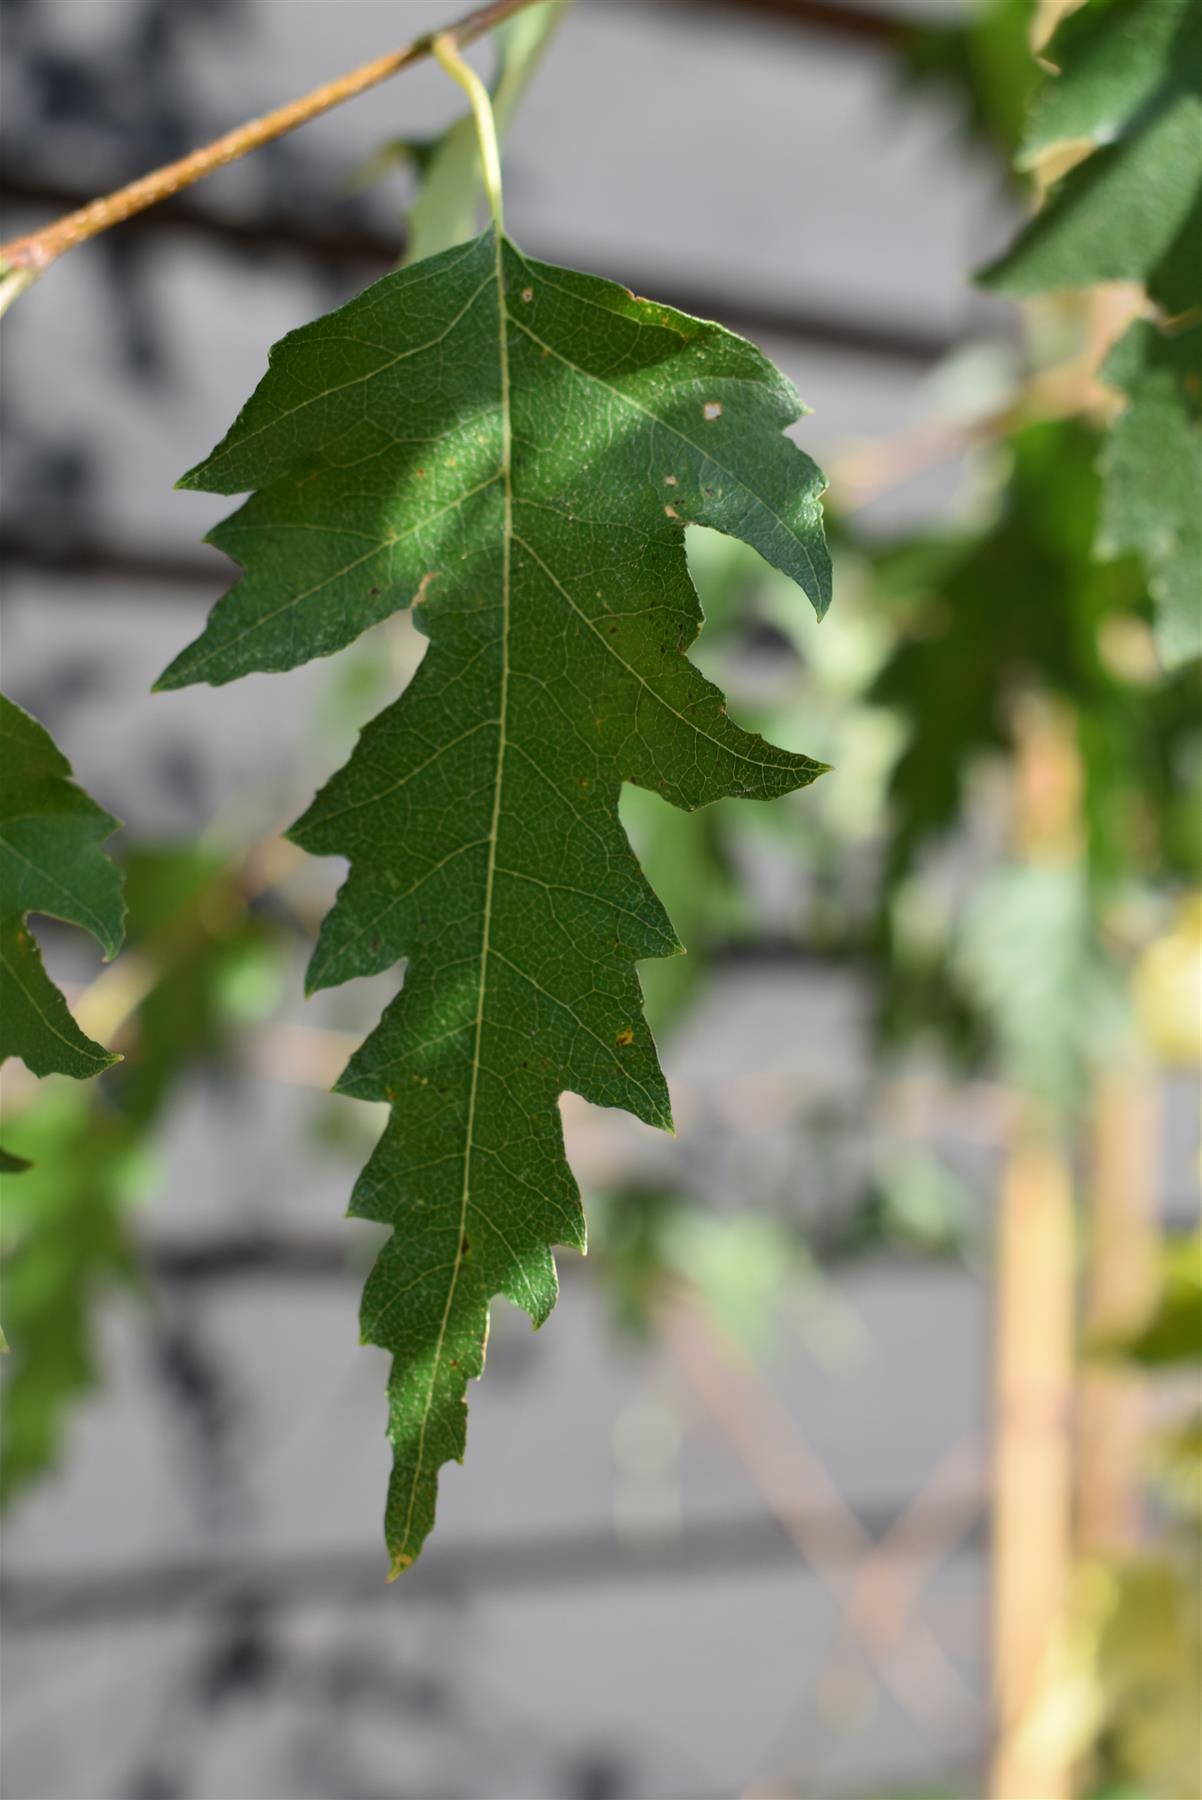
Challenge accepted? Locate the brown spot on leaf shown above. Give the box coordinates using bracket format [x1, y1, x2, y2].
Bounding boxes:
[703, 401, 723, 421]
[615, 1027, 634, 1048]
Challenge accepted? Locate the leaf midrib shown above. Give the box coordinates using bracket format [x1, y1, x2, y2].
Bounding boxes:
[393, 229, 513, 1569]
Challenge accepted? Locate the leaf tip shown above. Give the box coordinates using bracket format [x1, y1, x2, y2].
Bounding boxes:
[100, 917, 129, 965]
[973, 250, 1022, 295]
[154, 647, 228, 692]
[174, 460, 211, 493]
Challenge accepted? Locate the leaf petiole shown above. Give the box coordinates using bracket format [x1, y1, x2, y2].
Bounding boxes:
[0, 0, 543, 308]
[431, 33, 506, 236]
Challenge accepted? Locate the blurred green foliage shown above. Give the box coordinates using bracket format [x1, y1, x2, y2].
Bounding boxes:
[980, 0, 1202, 662]
[899, 0, 1038, 158]
[0, 845, 288, 1504]
[1060, 1232, 1202, 1800]
[1096, 1232, 1202, 1367]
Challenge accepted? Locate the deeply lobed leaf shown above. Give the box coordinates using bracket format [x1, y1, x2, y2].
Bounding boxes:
[159, 230, 830, 1570]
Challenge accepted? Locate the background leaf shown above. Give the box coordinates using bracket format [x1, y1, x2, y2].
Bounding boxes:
[977, 0, 1202, 667]
[0, 694, 125, 1081]
[980, 0, 1202, 301]
[1098, 321, 1202, 665]
[0, 842, 288, 1505]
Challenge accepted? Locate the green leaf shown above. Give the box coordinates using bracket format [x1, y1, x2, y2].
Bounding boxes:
[0, 695, 125, 1079]
[980, 0, 1202, 306]
[1017, 0, 1196, 163]
[1098, 320, 1202, 664]
[977, 0, 1202, 665]
[158, 229, 830, 1571]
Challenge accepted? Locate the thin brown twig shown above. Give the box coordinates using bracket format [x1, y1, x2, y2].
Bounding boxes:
[846, 1436, 985, 1653]
[0, 0, 541, 301]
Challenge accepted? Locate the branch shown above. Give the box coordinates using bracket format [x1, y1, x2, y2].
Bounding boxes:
[0, 0, 541, 304]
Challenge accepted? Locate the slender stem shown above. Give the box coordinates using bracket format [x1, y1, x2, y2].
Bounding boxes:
[431, 32, 505, 234]
[0, 0, 537, 290]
